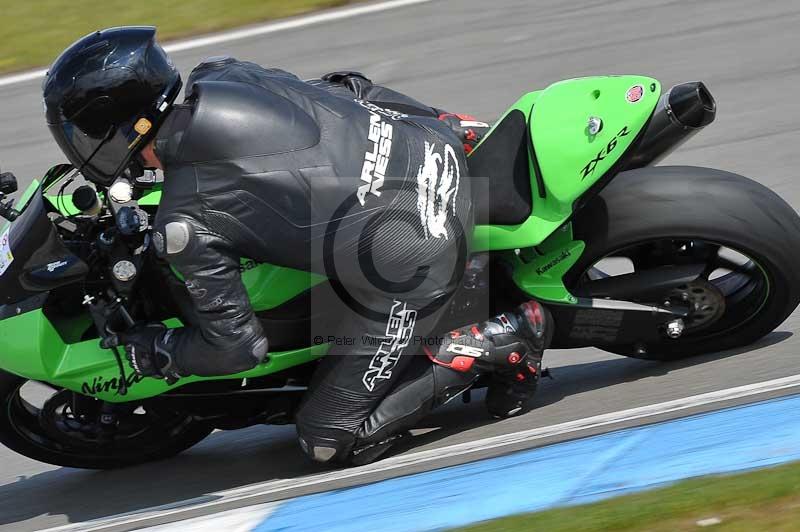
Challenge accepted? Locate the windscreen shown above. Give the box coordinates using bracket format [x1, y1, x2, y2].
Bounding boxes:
[0, 186, 87, 315]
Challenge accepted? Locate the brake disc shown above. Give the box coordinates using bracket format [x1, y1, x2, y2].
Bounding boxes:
[38, 389, 104, 448]
[668, 279, 726, 331]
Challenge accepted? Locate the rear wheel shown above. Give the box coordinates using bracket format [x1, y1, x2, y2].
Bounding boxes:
[568, 166, 800, 360]
[0, 371, 213, 469]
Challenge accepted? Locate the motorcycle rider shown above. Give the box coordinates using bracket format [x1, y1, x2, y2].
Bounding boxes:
[43, 27, 553, 464]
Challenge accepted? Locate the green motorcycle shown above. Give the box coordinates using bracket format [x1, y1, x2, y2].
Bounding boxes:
[1, 75, 798, 469]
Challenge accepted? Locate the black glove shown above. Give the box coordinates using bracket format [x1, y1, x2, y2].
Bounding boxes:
[120, 322, 180, 381]
[321, 71, 373, 99]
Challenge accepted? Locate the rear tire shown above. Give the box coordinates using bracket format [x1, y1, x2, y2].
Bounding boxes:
[568, 166, 800, 360]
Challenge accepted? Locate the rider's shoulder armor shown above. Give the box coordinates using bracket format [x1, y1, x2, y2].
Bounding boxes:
[171, 79, 321, 164]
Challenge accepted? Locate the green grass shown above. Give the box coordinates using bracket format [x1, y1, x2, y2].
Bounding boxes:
[457, 461, 800, 532]
[0, 0, 359, 74]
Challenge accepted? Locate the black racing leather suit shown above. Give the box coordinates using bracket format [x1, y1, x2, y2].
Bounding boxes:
[153, 58, 470, 374]
[152, 58, 475, 460]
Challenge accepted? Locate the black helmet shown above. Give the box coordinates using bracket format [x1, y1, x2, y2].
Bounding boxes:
[43, 27, 182, 186]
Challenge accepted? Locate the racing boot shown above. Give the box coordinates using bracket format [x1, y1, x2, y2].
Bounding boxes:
[428, 300, 552, 418]
[338, 302, 552, 466]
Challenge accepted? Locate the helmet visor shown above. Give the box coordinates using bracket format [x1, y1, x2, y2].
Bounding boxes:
[49, 97, 147, 186]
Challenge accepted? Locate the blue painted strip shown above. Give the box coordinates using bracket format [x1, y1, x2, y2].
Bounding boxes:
[255, 393, 800, 532]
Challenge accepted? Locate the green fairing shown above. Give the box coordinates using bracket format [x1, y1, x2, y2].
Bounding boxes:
[0, 76, 661, 403]
[0, 308, 328, 402]
[137, 187, 162, 206]
[511, 224, 585, 304]
[242, 263, 327, 311]
[472, 75, 660, 252]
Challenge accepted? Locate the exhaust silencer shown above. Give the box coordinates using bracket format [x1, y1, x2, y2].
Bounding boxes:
[623, 81, 716, 170]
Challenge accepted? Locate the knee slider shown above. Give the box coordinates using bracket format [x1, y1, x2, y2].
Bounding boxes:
[296, 425, 355, 463]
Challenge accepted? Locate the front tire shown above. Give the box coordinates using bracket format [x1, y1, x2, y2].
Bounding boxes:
[568, 166, 800, 360]
[0, 371, 213, 469]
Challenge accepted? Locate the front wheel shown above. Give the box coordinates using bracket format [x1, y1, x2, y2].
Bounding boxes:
[0, 371, 213, 469]
[568, 166, 800, 360]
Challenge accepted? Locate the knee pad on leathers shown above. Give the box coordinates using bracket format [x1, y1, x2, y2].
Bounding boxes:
[296, 425, 356, 463]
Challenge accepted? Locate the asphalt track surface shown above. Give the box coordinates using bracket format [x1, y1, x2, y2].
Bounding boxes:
[1, 0, 800, 530]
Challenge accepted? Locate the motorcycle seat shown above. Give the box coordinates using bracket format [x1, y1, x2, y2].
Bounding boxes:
[468, 109, 533, 226]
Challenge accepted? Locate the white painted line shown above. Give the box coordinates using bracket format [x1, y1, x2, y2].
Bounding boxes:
[0, 0, 434, 89]
[42, 373, 800, 532]
[163, 0, 434, 52]
[137, 502, 281, 532]
[0, 69, 47, 88]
